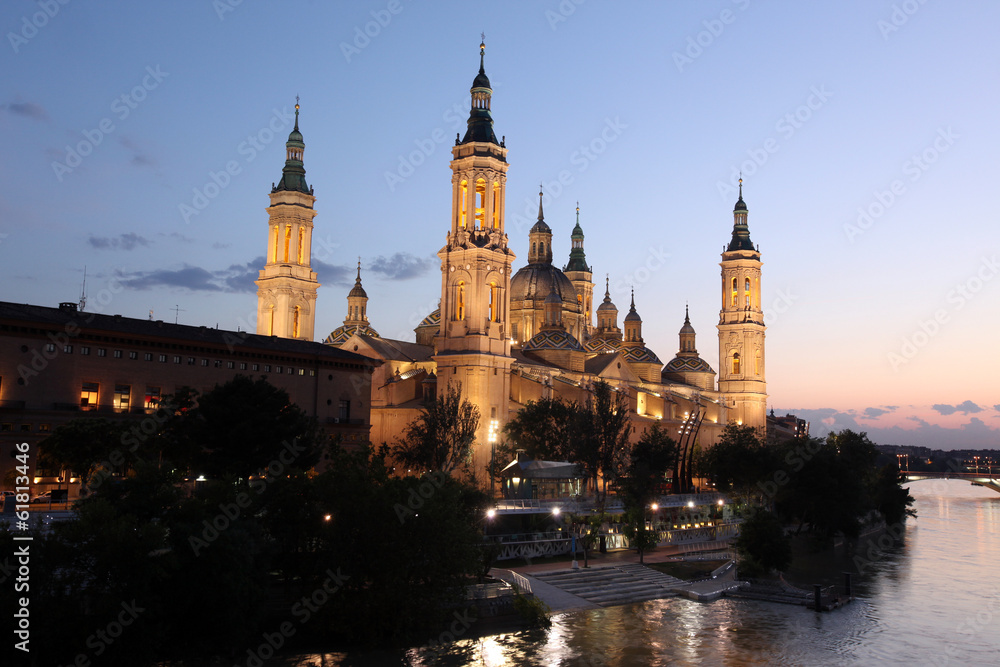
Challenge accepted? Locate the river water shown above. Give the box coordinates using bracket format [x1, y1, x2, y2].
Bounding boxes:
[296, 480, 1000, 666]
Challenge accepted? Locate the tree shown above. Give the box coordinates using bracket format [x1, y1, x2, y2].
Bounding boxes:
[588, 381, 633, 497]
[396, 381, 479, 475]
[166, 375, 324, 480]
[733, 508, 792, 577]
[699, 422, 776, 505]
[618, 425, 676, 563]
[38, 418, 128, 495]
[503, 397, 577, 461]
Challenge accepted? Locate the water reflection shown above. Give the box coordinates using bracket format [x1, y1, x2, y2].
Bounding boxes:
[290, 482, 999, 666]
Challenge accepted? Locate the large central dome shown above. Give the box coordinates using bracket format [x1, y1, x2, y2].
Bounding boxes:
[510, 263, 578, 304]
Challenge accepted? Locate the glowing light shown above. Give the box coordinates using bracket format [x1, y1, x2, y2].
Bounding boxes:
[486, 509, 496, 519]
[324, 514, 332, 522]
[687, 501, 695, 508]
[717, 499, 724, 506]
[650, 503, 658, 511]
[552, 507, 561, 516]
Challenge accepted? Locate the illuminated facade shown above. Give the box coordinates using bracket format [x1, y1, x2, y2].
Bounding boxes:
[255, 101, 320, 341]
[321, 43, 769, 472]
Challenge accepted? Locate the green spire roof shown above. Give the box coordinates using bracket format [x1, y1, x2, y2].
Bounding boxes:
[461, 39, 499, 145]
[726, 178, 755, 252]
[273, 98, 311, 195]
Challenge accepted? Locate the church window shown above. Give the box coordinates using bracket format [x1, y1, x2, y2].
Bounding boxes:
[272, 227, 279, 262]
[511, 322, 518, 341]
[460, 180, 468, 227]
[488, 282, 499, 322]
[492, 182, 500, 228]
[731, 277, 738, 307]
[745, 277, 751, 308]
[293, 306, 301, 338]
[297, 227, 305, 264]
[456, 281, 465, 320]
[283, 225, 291, 262]
[733, 353, 741, 375]
[755, 352, 761, 375]
[474, 179, 486, 229]
[267, 305, 275, 336]
[532, 242, 536, 256]
[540, 242, 545, 256]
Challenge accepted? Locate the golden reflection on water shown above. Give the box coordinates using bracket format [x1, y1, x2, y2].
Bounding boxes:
[289, 482, 999, 666]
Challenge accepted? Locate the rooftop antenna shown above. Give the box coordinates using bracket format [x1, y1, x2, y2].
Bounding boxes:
[78, 266, 88, 312]
[171, 304, 185, 325]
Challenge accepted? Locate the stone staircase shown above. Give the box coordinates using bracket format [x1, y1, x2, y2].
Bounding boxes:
[531, 563, 685, 607]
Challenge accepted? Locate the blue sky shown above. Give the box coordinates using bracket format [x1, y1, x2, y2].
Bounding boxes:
[2, 0, 998, 449]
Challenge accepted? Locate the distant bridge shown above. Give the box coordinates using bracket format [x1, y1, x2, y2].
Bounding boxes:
[902, 472, 1000, 494]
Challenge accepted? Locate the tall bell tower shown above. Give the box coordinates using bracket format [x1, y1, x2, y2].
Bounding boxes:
[435, 40, 516, 470]
[717, 180, 767, 429]
[255, 100, 319, 340]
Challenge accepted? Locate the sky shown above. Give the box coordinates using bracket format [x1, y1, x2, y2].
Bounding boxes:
[1, 0, 997, 449]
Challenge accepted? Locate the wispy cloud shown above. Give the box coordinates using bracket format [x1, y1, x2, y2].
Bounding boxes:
[1, 101, 48, 120]
[932, 401, 983, 416]
[368, 252, 435, 280]
[88, 233, 151, 251]
[863, 407, 892, 419]
[119, 136, 155, 167]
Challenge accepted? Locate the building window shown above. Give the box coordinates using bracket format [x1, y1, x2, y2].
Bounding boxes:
[80, 346, 90, 355]
[159, 354, 167, 363]
[201, 359, 209, 367]
[38, 423, 50, 433]
[19, 424, 31, 432]
[292, 306, 301, 338]
[227, 361, 235, 369]
[492, 181, 500, 228]
[745, 277, 751, 308]
[145, 387, 161, 409]
[113, 384, 131, 412]
[80, 382, 99, 410]
[187, 357, 195, 365]
[732, 353, 741, 375]
[460, 180, 468, 227]
[64, 345, 73, 354]
[252, 364, 259, 372]
[308, 369, 315, 377]
[297, 227, 305, 264]
[455, 281, 465, 320]
[298, 368, 305, 376]
[114, 349, 123, 359]
[283, 224, 292, 262]
[239, 362, 247, 370]
[511, 322, 518, 341]
[731, 277, 738, 307]
[338, 400, 350, 422]
[174, 356, 181, 364]
[45, 343, 55, 354]
[0, 423, 11, 432]
[263, 365, 271, 373]
[474, 178, 486, 229]
[97, 348, 107, 357]
[276, 366, 283, 374]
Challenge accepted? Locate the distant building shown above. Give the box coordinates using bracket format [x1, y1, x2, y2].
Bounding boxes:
[767, 409, 809, 442]
[0, 301, 376, 494]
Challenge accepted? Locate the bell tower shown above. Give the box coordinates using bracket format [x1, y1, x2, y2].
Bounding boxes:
[563, 203, 594, 339]
[717, 179, 767, 429]
[255, 99, 319, 340]
[435, 40, 516, 470]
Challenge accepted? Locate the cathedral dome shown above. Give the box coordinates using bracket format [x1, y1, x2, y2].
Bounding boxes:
[622, 346, 661, 364]
[663, 356, 713, 374]
[325, 323, 380, 346]
[416, 308, 440, 329]
[348, 281, 368, 299]
[523, 329, 584, 353]
[585, 337, 620, 354]
[510, 263, 578, 305]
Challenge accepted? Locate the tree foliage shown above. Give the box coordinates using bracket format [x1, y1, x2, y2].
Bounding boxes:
[733, 508, 792, 577]
[502, 397, 577, 461]
[396, 381, 480, 475]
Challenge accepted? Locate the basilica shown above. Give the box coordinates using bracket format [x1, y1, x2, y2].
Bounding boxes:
[254, 42, 768, 474]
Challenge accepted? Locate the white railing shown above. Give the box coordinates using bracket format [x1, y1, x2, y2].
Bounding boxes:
[509, 571, 532, 595]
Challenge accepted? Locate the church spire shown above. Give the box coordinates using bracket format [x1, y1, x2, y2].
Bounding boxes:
[345, 258, 369, 326]
[564, 201, 591, 273]
[461, 38, 499, 145]
[528, 186, 552, 264]
[273, 97, 311, 194]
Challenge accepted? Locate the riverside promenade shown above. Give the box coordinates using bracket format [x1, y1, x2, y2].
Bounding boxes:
[492, 540, 743, 612]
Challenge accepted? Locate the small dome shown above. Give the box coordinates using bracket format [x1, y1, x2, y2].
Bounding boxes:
[624, 309, 641, 322]
[510, 264, 578, 304]
[523, 329, 584, 353]
[530, 219, 552, 234]
[623, 346, 661, 364]
[287, 128, 304, 147]
[325, 323, 380, 346]
[680, 320, 695, 335]
[734, 195, 747, 212]
[585, 337, 620, 354]
[348, 282, 367, 299]
[416, 308, 441, 329]
[663, 356, 715, 375]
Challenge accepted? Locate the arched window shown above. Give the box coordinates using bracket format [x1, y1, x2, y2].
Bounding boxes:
[267, 304, 275, 336]
[297, 227, 305, 264]
[731, 277, 738, 307]
[272, 227, 279, 263]
[474, 179, 486, 229]
[488, 281, 497, 322]
[456, 281, 465, 320]
[755, 352, 761, 375]
[492, 182, 500, 228]
[283, 225, 292, 263]
[292, 306, 301, 338]
[745, 277, 751, 308]
[733, 353, 741, 375]
[460, 180, 468, 228]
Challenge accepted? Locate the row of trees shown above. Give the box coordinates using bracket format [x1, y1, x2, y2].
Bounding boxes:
[701, 423, 916, 575]
[4, 377, 491, 665]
